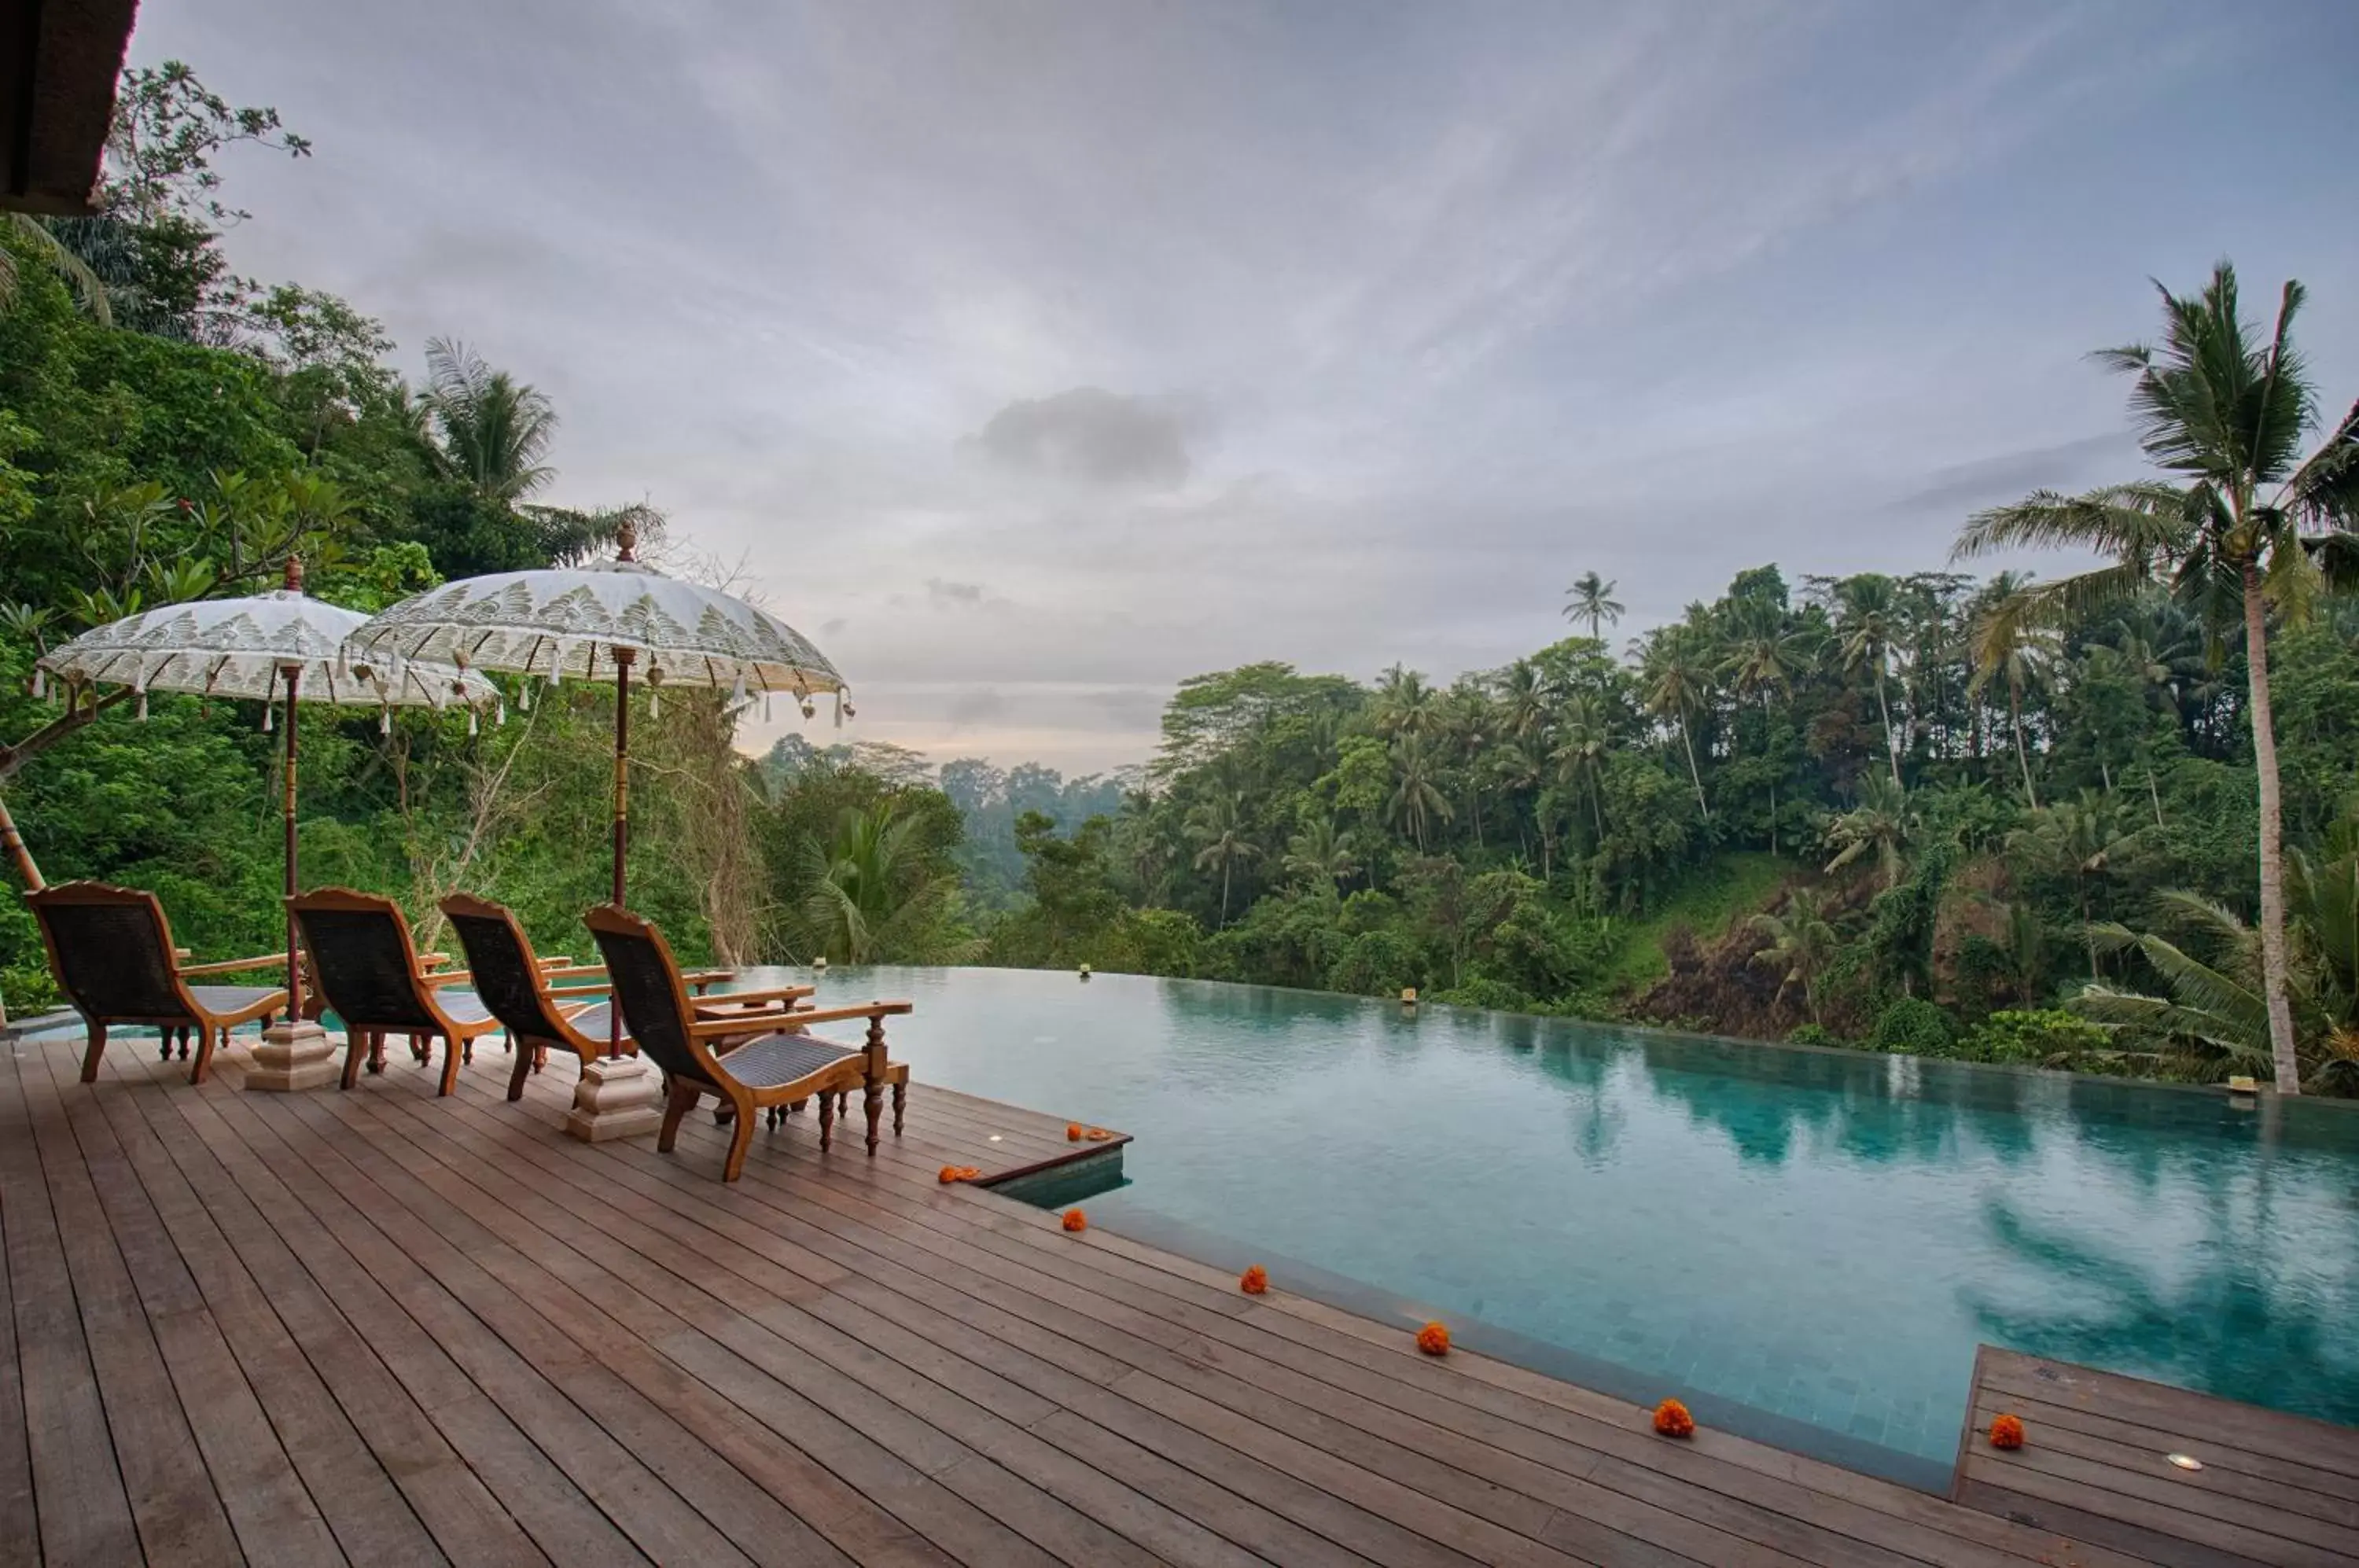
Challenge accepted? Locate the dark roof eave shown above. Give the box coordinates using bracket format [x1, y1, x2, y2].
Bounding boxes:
[2, 0, 139, 217]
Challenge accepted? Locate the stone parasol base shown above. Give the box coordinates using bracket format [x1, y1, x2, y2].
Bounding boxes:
[565, 1051, 663, 1142]
[245, 1017, 338, 1092]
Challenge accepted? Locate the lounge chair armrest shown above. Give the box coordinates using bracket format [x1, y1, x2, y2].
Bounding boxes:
[178, 951, 291, 977]
[417, 951, 455, 970]
[694, 984, 811, 1010]
[535, 955, 575, 969]
[539, 965, 609, 983]
[424, 970, 475, 988]
[771, 1000, 914, 1029]
[688, 1007, 808, 1039]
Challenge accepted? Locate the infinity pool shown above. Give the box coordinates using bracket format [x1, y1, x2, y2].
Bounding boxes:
[771, 965, 2359, 1487]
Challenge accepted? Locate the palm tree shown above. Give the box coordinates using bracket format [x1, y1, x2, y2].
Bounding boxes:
[797, 804, 973, 963]
[0, 215, 112, 323]
[1497, 658, 1548, 741]
[1185, 792, 1260, 925]
[1284, 816, 1359, 893]
[1373, 664, 1438, 741]
[1640, 626, 1713, 819]
[1836, 574, 1905, 788]
[1442, 683, 1495, 845]
[1968, 575, 2057, 809]
[422, 337, 558, 502]
[1750, 888, 1841, 1025]
[1719, 602, 1813, 852]
[1956, 263, 2357, 1093]
[1386, 734, 1452, 853]
[1822, 775, 1918, 890]
[1564, 571, 1625, 639]
[1548, 694, 1612, 842]
[2009, 790, 2146, 978]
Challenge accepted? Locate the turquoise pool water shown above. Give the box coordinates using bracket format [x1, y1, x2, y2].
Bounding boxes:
[764, 965, 2359, 1485]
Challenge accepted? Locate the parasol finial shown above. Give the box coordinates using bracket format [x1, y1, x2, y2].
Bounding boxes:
[616, 513, 638, 563]
[283, 555, 306, 594]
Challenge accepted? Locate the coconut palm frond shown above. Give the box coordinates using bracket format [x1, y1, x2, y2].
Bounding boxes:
[2, 213, 114, 324]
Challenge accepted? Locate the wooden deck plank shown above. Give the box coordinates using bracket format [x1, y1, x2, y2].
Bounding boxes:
[0, 1058, 46, 1568]
[361, 1055, 1481, 1568]
[333, 1055, 1407, 1568]
[128, 1052, 650, 1567]
[1, 1044, 142, 1568]
[34, 1044, 349, 1566]
[76, 1050, 465, 1567]
[8, 1049, 240, 1566]
[94, 1052, 544, 1568]
[262, 1076, 1091, 1568]
[1956, 1348, 2359, 1568]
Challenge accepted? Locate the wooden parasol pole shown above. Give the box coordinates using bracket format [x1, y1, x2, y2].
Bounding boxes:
[279, 556, 306, 1017]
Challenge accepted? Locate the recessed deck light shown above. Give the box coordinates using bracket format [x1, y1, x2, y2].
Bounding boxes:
[2166, 1453, 2204, 1471]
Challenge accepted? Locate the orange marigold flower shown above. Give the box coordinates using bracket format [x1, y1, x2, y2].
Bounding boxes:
[1066, 1122, 1084, 1140]
[937, 1165, 981, 1183]
[1240, 1265, 1269, 1295]
[1062, 1208, 1088, 1232]
[1989, 1414, 2026, 1450]
[1653, 1399, 1696, 1438]
[937, 1165, 961, 1183]
[1416, 1322, 1451, 1356]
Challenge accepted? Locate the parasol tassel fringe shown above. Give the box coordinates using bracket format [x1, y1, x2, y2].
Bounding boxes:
[136, 691, 148, 722]
[764, 693, 772, 722]
[263, 704, 273, 733]
[30, 668, 43, 700]
[380, 707, 391, 735]
[518, 680, 532, 712]
[649, 687, 660, 719]
[468, 708, 480, 736]
[495, 698, 506, 727]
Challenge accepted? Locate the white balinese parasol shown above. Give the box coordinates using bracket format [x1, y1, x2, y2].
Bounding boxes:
[344, 514, 847, 906]
[35, 558, 496, 1029]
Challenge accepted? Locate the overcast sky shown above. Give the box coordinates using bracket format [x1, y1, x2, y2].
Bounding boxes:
[130, 0, 2359, 775]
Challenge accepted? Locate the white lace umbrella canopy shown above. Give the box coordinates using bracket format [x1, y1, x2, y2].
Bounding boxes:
[345, 558, 846, 716]
[345, 523, 847, 911]
[30, 561, 495, 1020]
[35, 583, 498, 724]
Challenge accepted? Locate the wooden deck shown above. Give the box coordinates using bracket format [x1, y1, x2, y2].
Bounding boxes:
[1956, 1347, 2359, 1568]
[0, 1032, 2217, 1567]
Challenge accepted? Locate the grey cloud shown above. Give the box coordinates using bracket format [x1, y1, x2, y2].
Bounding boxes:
[926, 578, 988, 606]
[966, 388, 1194, 491]
[1886, 432, 2136, 514]
[945, 687, 1009, 726]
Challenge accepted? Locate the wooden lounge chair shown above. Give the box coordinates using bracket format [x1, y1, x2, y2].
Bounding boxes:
[27, 881, 288, 1085]
[584, 904, 912, 1182]
[436, 891, 797, 1102]
[289, 888, 502, 1095]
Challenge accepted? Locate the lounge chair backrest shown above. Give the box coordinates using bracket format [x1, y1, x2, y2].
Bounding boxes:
[293, 892, 439, 1032]
[584, 906, 712, 1088]
[440, 899, 569, 1043]
[28, 883, 186, 1021]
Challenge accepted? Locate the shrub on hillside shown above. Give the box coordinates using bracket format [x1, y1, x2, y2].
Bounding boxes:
[1954, 1008, 2112, 1066]
[1868, 997, 1956, 1055]
[1786, 1022, 1838, 1047]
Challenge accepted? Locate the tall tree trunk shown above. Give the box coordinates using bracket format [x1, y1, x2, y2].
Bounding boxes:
[1875, 665, 1901, 789]
[2243, 562, 2301, 1092]
[1219, 856, 1231, 926]
[1680, 720, 1708, 818]
[2146, 764, 2165, 829]
[2010, 683, 2038, 809]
